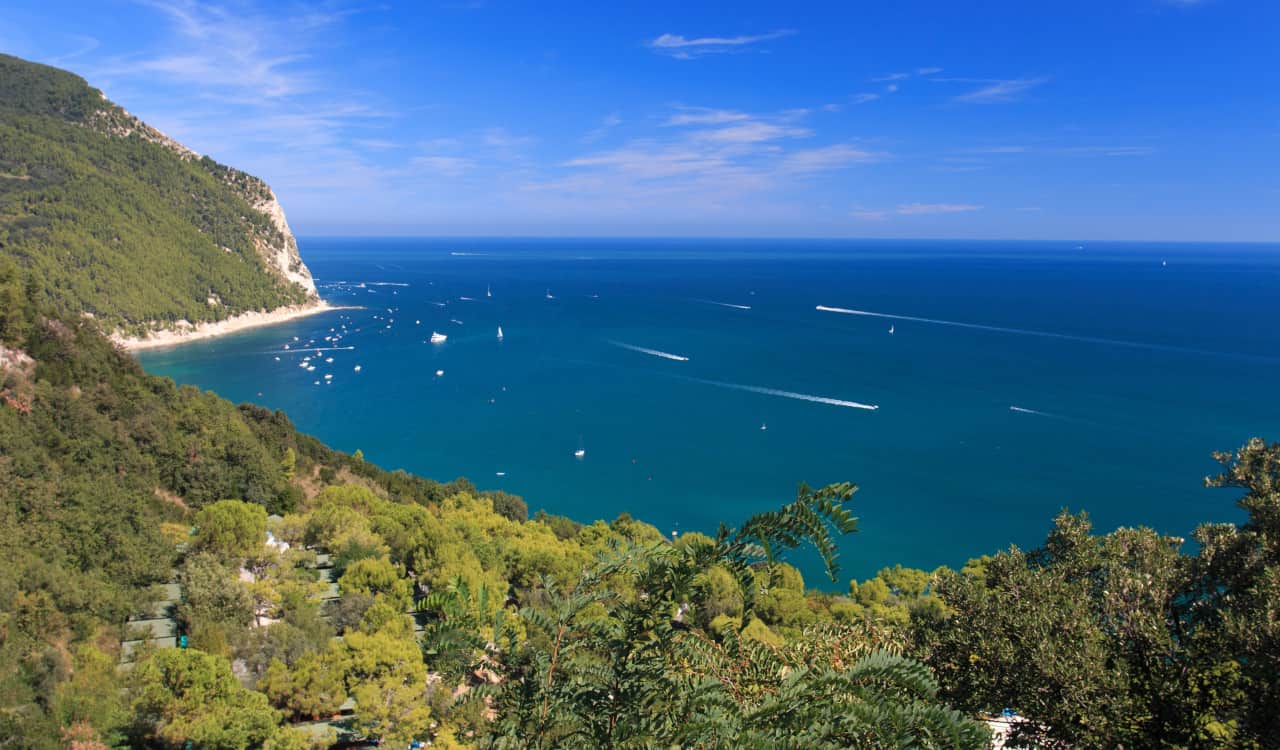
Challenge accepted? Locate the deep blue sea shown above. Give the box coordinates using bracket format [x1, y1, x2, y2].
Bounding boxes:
[139, 238, 1280, 585]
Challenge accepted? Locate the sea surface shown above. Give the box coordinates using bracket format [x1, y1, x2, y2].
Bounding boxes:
[139, 238, 1280, 585]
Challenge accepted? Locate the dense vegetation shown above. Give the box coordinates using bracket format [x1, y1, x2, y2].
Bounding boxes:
[0, 54, 311, 336]
[3, 52, 1279, 749]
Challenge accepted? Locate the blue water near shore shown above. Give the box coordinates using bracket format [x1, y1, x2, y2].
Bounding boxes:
[139, 238, 1280, 585]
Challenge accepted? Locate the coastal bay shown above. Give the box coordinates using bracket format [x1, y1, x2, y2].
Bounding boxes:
[138, 236, 1280, 583]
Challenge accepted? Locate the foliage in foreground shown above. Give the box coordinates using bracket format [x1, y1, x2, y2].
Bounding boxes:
[917, 438, 1280, 749]
[475, 483, 988, 749]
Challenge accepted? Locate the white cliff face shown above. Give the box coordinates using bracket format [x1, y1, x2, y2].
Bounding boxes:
[253, 187, 319, 299]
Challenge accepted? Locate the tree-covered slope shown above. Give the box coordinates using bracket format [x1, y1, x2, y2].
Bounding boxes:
[0, 54, 317, 337]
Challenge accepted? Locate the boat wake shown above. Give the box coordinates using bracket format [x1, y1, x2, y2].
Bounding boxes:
[814, 305, 1274, 362]
[1009, 405, 1063, 419]
[674, 375, 878, 411]
[609, 341, 690, 362]
[693, 299, 752, 311]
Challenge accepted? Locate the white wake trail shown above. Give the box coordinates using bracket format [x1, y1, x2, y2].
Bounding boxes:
[678, 376, 878, 411]
[814, 305, 1271, 361]
[1009, 405, 1060, 418]
[609, 341, 690, 362]
[694, 299, 752, 310]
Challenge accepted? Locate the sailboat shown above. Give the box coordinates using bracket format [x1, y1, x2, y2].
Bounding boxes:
[497, 325, 504, 341]
[889, 324, 895, 335]
[545, 289, 555, 300]
[486, 284, 492, 298]
[430, 331, 447, 343]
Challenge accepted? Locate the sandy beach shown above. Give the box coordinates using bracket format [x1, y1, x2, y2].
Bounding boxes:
[113, 300, 358, 351]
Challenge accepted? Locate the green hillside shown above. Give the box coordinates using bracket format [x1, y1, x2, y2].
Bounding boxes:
[0, 54, 315, 337]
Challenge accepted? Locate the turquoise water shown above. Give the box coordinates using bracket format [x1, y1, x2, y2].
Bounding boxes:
[139, 238, 1280, 585]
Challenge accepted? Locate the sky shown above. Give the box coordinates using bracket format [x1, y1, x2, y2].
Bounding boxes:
[3, 0, 1278, 240]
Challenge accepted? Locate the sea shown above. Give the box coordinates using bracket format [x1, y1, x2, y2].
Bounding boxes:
[138, 238, 1280, 586]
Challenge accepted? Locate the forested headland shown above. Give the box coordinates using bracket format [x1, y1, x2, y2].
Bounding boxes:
[2, 53, 1279, 749]
[0, 54, 316, 339]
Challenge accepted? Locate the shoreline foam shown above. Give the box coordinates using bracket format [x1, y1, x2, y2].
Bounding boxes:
[113, 300, 359, 351]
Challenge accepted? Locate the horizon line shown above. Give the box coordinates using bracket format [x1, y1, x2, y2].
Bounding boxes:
[293, 233, 1280, 246]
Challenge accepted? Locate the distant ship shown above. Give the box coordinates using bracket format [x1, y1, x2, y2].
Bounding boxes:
[497, 325, 504, 341]
[430, 332, 447, 343]
[573, 449, 585, 459]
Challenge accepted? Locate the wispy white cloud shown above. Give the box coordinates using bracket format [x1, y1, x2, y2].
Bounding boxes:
[649, 29, 794, 58]
[694, 121, 811, 144]
[1061, 145, 1154, 157]
[664, 108, 753, 126]
[74, 0, 393, 200]
[353, 138, 404, 151]
[412, 155, 476, 177]
[548, 104, 881, 204]
[583, 112, 624, 143]
[851, 209, 888, 220]
[916, 67, 943, 75]
[782, 144, 882, 172]
[953, 78, 1047, 103]
[963, 145, 1031, 154]
[961, 144, 1154, 157]
[852, 93, 880, 104]
[873, 72, 910, 82]
[482, 127, 536, 149]
[897, 203, 983, 215]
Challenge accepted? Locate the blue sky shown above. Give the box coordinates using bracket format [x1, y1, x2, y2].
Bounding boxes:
[4, 0, 1278, 240]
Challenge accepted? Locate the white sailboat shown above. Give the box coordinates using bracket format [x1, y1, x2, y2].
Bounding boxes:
[430, 331, 447, 343]
[497, 325, 504, 341]
[545, 289, 555, 300]
[889, 324, 895, 335]
[487, 284, 492, 298]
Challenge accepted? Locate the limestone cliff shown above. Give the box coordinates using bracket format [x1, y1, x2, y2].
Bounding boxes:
[0, 53, 323, 338]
